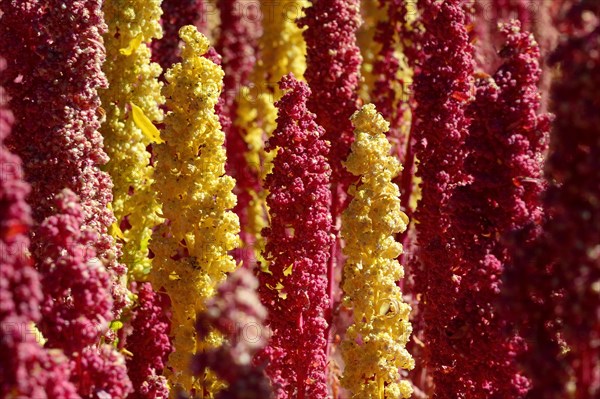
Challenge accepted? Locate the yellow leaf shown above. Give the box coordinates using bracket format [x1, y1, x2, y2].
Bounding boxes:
[260, 263, 273, 275]
[110, 222, 126, 240]
[283, 263, 293, 276]
[119, 34, 143, 56]
[378, 301, 391, 316]
[266, 282, 285, 291]
[121, 348, 134, 357]
[131, 102, 164, 144]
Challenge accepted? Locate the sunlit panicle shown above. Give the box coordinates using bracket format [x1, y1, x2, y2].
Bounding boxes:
[341, 104, 414, 399]
[101, 0, 164, 281]
[150, 25, 240, 394]
[257, 74, 332, 399]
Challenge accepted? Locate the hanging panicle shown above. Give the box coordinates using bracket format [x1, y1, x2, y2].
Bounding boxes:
[37, 190, 133, 398]
[257, 74, 333, 399]
[126, 283, 172, 399]
[542, 4, 600, 396]
[0, 0, 128, 314]
[298, 0, 362, 211]
[0, 57, 79, 399]
[506, 3, 600, 397]
[411, 0, 475, 397]
[150, 25, 240, 394]
[341, 104, 414, 399]
[439, 20, 550, 397]
[101, 0, 164, 280]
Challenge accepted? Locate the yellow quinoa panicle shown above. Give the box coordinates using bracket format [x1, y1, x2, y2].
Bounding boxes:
[341, 104, 414, 399]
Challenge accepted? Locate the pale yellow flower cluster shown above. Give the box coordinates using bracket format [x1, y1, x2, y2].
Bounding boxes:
[236, 0, 308, 262]
[101, 0, 164, 280]
[341, 104, 414, 399]
[149, 26, 240, 394]
[357, 0, 384, 102]
[238, 0, 307, 174]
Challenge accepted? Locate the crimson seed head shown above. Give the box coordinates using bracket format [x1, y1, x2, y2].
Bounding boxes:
[0, 0, 127, 314]
[257, 74, 332, 399]
[0, 59, 78, 398]
[126, 282, 172, 399]
[298, 0, 361, 210]
[443, 19, 549, 398]
[507, 5, 600, 397]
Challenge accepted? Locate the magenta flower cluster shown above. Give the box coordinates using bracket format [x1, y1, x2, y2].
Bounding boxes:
[0, 57, 79, 399]
[412, 2, 474, 395]
[257, 74, 333, 399]
[298, 0, 362, 208]
[0, 0, 126, 312]
[126, 283, 172, 399]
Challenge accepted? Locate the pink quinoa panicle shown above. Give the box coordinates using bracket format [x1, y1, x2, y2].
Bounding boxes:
[37, 190, 113, 354]
[442, 20, 550, 398]
[153, 0, 209, 71]
[0, 57, 79, 399]
[411, 0, 474, 397]
[257, 74, 332, 399]
[412, 0, 473, 291]
[298, 0, 362, 211]
[546, 8, 600, 396]
[36, 189, 132, 398]
[193, 268, 273, 399]
[506, 3, 600, 398]
[74, 344, 133, 399]
[0, 0, 127, 313]
[126, 282, 172, 399]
